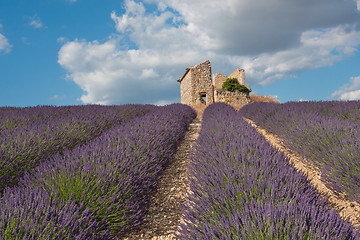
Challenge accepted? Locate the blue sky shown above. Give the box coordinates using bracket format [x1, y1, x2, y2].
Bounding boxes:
[1, 0, 360, 106]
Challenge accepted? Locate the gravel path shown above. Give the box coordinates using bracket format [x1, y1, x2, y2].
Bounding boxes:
[123, 117, 201, 240]
[244, 118, 360, 229]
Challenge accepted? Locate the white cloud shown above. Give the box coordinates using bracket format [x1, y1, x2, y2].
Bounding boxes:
[148, 0, 360, 55]
[140, 68, 159, 79]
[58, 0, 360, 105]
[229, 24, 360, 86]
[356, 0, 360, 10]
[59, 0, 208, 105]
[154, 98, 177, 106]
[27, 15, 46, 29]
[331, 76, 360, 100]
[157, 2, 167, 11]
[58, 37, 203, 104]
[0, 33, 12, 54]
[0, 24, 12, 53]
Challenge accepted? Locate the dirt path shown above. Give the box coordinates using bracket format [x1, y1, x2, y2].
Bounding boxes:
[123, 117, 201, 240]
[244, 118, 360, 229]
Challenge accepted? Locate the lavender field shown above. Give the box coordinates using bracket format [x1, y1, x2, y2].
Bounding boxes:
[1, 102, 360, 239]
[0, 104, 158, 194]
[179, 103, 359, 239]
[0, 104, 196, 239]
[240, 101, 360, 206]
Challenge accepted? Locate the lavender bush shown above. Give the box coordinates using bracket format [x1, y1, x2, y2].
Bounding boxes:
[0, 104, 196, 239]
[240, 101, 360, 204]
[0, 105, 80, 131]
[178, 103, 359, 239]
[0, 186, 110, 239]
[0, 104, 155, 194]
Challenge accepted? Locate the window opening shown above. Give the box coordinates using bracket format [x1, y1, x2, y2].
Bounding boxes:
[200, 93, 207, 103]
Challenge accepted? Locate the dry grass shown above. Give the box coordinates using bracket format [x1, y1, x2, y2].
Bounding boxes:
[229, 103, 249, 111]
[190, 104, 207, 119]
[190, 94, 279, 117]
[250, 94, 280, 103]
[190, 102, 249, 116]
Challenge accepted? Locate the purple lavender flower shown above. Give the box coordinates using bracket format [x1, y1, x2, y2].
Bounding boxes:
[179, 102, 359, 239]
[0, 104, 196, 239]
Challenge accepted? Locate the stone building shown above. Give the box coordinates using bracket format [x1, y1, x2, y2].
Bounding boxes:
[177, 60, 251, 109]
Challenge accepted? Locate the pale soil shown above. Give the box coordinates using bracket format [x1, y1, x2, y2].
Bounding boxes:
[122, 117, 202, 240]
[244, 118, 360, 229]
[190, 104, 206, 119]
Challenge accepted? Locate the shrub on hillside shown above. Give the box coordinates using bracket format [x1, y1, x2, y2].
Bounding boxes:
[250, 94, 280, 103]
[222, 78, 251, 93]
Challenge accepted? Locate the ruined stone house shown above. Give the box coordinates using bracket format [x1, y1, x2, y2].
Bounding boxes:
[177, 60, 251, 108]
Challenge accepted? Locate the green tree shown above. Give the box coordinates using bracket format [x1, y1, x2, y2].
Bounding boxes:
[222, 78, 251, 93]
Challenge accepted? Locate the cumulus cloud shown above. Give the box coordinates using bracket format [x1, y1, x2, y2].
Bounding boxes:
[0, 33, 12, 54]
[58, 0, 360, 105]
[110, 1, 215, 51]
[229, 24, 360, 85]
[331, 76, 360, 100]
[0, 24, 12, 53]
[148, 0, 360, 55]
[59, 0, 209, 104]
[58, 37, 205, 104]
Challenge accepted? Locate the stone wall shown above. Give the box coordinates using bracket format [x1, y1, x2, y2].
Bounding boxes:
[214, 89, 251, 107]
[179, 69, 194, 106]
[191, 60, 214, 105]
[213, 73, 227, 90]
[228, 68, 245, 85]
[178, 60, 214, 107]
[178, 60, 250, 110]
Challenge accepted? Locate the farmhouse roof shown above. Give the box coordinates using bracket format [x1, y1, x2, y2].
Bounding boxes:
[177, 68, 190, 83]
[177, 60, 211, 83]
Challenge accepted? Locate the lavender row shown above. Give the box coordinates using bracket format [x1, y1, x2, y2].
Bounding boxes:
[0, 104, 156, 194]
[240, 101, 360, 204]
[0, 105, 68, 131]
[0, 105, 91, 131]
[0, 104, 196, 239]
[178, 103, 358, 239]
